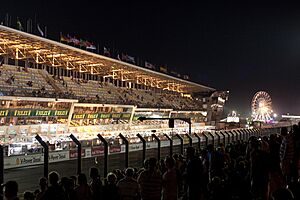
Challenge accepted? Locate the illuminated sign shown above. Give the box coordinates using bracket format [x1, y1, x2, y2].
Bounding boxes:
[0, 109, 69, 117]
[72, 113, 131, 120]
[35, 110, 52, 116]
[13, 110, 31, 116]
[73, 114, 85, 119]
[111, 113, 121, 118]
[87, 114, 98, 119]
[121, 113, 131, 119]
[0, 110, 9, 117]
[53, 110, 69, 116]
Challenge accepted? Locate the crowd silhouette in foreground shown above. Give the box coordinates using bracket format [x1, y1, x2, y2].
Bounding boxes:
[2, 123, 300, 200]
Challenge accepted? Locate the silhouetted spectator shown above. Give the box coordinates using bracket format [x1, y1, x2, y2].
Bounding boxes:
[43, 171, 66, 200]
[184, 146, 204, 200]
[23, 191, 35, 200]
[3, 180, 19, 200]
[207, 176, 228, 200]
[117, 167, 139, 200]
[280, 127, 295, 185]
[138, 157, 162, 200]
[75, 173, 92, 200]
[248, 137, 270, 200]
[89, 167, 102, 200]
[269, 134, 284, 195]
[162, 157, 177, 200]
[103, 172, 119, 200]
[271, 187, 294, 200]
[35, 177, 47, 200]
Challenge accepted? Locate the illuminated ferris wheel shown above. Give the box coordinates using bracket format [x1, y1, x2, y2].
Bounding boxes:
[251, 91, 273, 122]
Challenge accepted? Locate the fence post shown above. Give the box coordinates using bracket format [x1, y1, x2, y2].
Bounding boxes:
[164, 134, 173, 157]
[237, 130, 243, 141]
[69, 134, 82, 174]
[137, 134, 146, 165]
[35, 134, 49, 178]
[97, 134, 108, 178]
[175, 134, 184, 155]
[194, 133, 201, 152]
[220, 131, 226, 145]
[152, 134, 161, 161]
[229, 131, 235, 142]
[185, 133, 193, 147]
[119, 133, 129, 169]
[208, 132, 215, 147]
[203, 132, 209, 147]
[224, 131, 231, 144]
[216, 131, 221, 145]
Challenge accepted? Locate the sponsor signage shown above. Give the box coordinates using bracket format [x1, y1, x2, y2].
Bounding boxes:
[0, 109, 9, 117]
[109, 145, 121, 153]
[15, 154, 42, 166]
[0, 109, 69, 117]
[91, 146, 104, 156]
[73, 114, 85, 119]
[69, 149, 86, 159]
[72, 113, 131, 120]
[49, 151, 69, 162]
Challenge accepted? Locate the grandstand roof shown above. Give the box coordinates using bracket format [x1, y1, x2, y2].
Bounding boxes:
[0, 25, 215, 93]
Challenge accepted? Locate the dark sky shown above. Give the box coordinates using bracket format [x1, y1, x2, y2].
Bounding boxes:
[1, 1, 300, 116]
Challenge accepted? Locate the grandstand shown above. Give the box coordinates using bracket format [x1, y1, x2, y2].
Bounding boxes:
[0, 25, 228, 153]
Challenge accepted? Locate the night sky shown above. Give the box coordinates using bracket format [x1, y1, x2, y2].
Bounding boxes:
[1, 1, 300, 116]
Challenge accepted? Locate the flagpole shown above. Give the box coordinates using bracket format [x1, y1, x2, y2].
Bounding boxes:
[34, 14, 37, 34]
[44, 26, 47, 38]
[5, 13, 9, 26]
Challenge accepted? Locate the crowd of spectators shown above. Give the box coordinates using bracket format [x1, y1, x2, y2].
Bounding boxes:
[2, 124, 300, 200]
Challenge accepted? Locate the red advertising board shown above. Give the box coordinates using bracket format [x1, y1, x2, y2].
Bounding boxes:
[91, 146, 104, 156]
[69, 149, 86, 159]
[109, 145, 121, 153]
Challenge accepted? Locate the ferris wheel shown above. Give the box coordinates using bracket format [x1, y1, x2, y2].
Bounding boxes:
[251, 91, 273, 122]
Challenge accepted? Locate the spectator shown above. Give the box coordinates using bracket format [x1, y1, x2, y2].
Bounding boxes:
[63, 178, 78, 200]
[162, 157, 178, 200]
[248, 137, 270, 200]
[117, 167, 139, 200]
[89, 167, 102, 200]
[280, 127, 295, 185]
[103, 172, 119, 200]
[184, 146, 204, 200]
[137, 157, 162, 200]
[23, 191, 35, 200]
[207, 176, 228, 200]
[75, 173, 92, 200]
[269, 134, 284, 195]
[3, 180, 19, 200]
[35, 177, 47, 200]
[43, 171, 66, 200]
[271, 187, 294, 200]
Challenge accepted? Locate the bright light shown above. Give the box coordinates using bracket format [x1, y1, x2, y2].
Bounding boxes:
[259, 102, 265, 108]
[273, 113, 277, 118]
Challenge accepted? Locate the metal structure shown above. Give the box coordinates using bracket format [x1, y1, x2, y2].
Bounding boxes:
[251, 91, 273, 122]
[0, 25, 214, 94]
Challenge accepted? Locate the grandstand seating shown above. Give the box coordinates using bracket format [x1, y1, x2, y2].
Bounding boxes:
[0, 65, 55, 97]
[0, 64, 204, 110]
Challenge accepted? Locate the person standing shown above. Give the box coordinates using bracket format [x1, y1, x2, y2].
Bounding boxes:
[117, 167, 139, 200]
[185, 147, 204, 200]
[162, 157, 178, 200]
[137, 157, 162, 200]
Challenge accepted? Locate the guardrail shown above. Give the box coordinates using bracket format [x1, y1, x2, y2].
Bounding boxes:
[1, 127, 283, 188]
